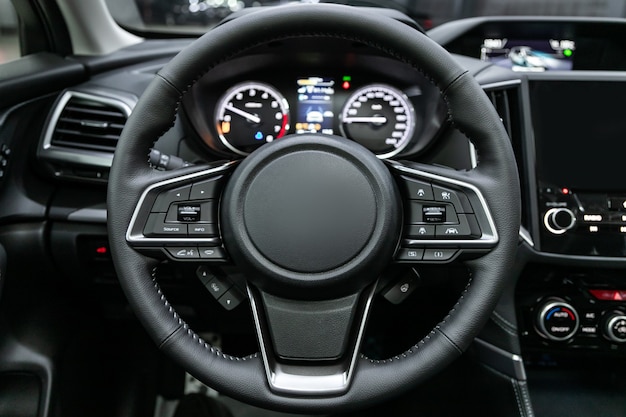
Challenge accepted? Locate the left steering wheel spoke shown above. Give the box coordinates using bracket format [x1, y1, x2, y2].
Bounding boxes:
[389, 161, 499, 264]
[125, 161, 236, 261]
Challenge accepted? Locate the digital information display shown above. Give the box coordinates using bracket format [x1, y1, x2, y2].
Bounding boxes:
[481, 38, 575, 72]
[531, 80, 626, 191]
[295, 77, 335, 135]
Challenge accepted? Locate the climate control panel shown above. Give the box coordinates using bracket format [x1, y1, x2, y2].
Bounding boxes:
[518, 267, 626, 354]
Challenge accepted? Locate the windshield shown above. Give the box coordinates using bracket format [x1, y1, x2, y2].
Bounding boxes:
[105, 0, 626, 35]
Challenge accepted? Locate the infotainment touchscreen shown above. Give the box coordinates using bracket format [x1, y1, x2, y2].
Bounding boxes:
[530, 80, 626, 192]
[481, 38, 575, 71]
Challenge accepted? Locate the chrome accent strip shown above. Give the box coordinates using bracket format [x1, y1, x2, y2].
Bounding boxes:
[389, 162, 499, 248]
[126, 162, 236, 246]
[480, 79, 522, 90]
[474, 338, 526, 381]
[40, 91, 135, 169]
[519, 226, 534, 247]
[247, 283, 377, 395]
[469, 141, 477, 169]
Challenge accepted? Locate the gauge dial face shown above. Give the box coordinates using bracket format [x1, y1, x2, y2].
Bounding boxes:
[215, 82, 290, 155]
[340, 84, 415, 158]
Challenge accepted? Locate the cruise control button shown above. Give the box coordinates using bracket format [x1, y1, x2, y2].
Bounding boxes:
[218, 288, 246, 311]
[190, 177, 224, 200]
[423, 205, 446, 223]
[165, 247, 200, 259]
[152, 185, 191, 212]
[205, 276, 232, 299]
[406, 224, 435, 238]
[423, 249, 457, 261]
[144, 213, 188, 237]
[199, 246, 227, 259]
[395, 248, 424, 261]
[399, 176, 434, 201]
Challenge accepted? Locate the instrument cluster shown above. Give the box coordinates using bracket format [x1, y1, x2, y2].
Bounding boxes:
[184, 64, 447, 160]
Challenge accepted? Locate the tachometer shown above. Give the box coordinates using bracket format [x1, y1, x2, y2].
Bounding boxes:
[215, 82, 290, 155]
[340, 84, 415, 158]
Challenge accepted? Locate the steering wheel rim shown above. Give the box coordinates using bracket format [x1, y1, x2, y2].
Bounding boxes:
[107, 4, 520, 413]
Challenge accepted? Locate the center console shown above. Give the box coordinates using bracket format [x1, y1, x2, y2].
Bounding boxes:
[518, 78, 626, 355]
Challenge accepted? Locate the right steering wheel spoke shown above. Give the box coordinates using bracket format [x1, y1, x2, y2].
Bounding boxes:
[125, 161, 236, 261]
[390, 161, 499, 264]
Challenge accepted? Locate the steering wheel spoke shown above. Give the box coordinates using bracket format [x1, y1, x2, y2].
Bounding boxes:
[125, 161, 236, 261]
[247, 283, 377, 395]
[389, 160, 499, 264]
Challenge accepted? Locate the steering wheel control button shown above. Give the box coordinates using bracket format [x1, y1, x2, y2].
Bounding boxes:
[434, 214, 477, 238]
[166, 201, 215, 223]
[383, 270, 419, 304]
[395, 248, 424, 261]
[406, 224, 435, 238]
[144, 213, 188, 237]
[205, 276, 232, 299]
[536, 300, 579, 342]
[196, 266, 215, 285]
[423, 249, 457, 262]
[189, 224, 218, 236]
[190, 176, 224, 200]
[423, 205, 446, 223]
[400, 176, 434, 201]
[178, 204, 201, 222]
[432, 184, 473, 213]
[199, 246, 227, 259]
[165, 247, 200, 259]
[152, 185, 191, 212]
[218, 288, 245, 311]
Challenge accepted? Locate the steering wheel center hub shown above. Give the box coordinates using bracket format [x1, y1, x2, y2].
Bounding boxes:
[243, 149, 377, 273]
[221, 135, 401, 298]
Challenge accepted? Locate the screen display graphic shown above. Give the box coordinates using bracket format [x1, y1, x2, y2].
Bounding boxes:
[481, 38, 575, 72]
[295, 77, 335, 135]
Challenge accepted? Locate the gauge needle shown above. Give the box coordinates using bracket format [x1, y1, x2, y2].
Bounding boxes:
[343, 116, 388, 124]
[225, 104, 261, 124]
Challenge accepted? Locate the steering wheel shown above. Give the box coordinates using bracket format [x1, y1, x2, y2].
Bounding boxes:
[108, 4, 520, 414]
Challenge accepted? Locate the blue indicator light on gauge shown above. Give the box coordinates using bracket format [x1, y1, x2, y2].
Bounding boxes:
[254, 131, 263, 140]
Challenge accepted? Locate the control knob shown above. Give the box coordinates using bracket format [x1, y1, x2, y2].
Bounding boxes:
[536, 299, 579, 341]
[543, 208, 576, 235]
[603, 311, 626, 343]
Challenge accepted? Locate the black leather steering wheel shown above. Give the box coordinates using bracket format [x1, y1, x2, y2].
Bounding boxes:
[107, 4, 520, 414]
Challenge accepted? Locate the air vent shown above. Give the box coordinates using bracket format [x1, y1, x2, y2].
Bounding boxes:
[50, 92, 130, 153]
[486, 85, 521, 143]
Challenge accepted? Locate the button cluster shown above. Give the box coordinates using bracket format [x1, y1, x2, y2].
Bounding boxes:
[395, 176, 482, 263]
[401, 176, 480, 239]
[144, 177, 223, 238]
[196, 266, 246, 311]
[165, 246, 227, 261]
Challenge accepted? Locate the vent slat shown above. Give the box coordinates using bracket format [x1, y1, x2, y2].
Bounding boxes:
[51, 96, 128, 153]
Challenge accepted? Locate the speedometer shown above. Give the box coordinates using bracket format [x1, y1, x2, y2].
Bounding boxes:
[215, 82, 290, 156]
[340, 84, 415, 158]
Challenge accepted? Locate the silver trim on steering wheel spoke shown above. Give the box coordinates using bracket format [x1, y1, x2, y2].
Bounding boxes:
[247, 283, 377, 396]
